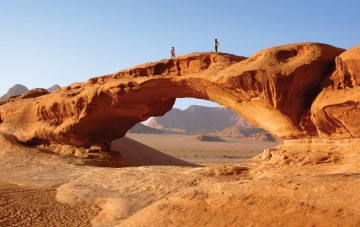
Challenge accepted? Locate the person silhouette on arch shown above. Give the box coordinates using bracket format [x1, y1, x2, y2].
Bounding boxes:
[171, 47, 176, 58]
[214, 39, 219, 52]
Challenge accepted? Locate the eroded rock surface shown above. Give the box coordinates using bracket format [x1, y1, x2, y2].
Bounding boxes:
[0, 42, 356, 148]
[311, 45, 360, 138]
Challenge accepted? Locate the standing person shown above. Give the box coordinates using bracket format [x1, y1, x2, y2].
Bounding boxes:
[171, 47, 176, 58]
[214, 39, 219, 52]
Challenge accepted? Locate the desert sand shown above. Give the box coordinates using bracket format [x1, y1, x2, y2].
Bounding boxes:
[0, 182, 100, 227]
[1, 133, 360, 226]
[125, 133, 278, 165]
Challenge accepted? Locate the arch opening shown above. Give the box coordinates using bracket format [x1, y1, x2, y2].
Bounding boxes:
[125, 98, 280, 166]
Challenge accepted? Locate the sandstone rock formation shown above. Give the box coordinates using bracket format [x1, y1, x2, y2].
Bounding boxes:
[0, 52, 244, 148]
[310, 45, 360, 138]
[0, 42, 356, 149]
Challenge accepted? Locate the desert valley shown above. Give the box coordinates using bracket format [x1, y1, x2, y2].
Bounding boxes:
[0, 42, 360, 226]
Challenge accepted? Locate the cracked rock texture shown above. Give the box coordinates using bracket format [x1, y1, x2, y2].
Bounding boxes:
[0, 42, 358, 148]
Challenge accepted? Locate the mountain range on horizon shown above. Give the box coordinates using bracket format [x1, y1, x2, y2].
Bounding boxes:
[148, 105, 240, 134]
[0, 84, 61, 101]
[129, 105, 277, 142]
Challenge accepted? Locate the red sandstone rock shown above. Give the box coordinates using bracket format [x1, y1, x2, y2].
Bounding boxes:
[0, 43, 352, 148]
[217, 43, 344, 138]
[311, 45, 360, 138]
[0, 53, 243, 147]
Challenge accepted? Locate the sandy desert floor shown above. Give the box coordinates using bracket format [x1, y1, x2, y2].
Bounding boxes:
[1, 133, 360, 226]
[125, 133, 279, 165]
[0, 182, 100, 227]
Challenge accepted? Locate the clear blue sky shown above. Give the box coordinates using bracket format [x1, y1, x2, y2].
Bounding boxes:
[1, 0, 359, 109]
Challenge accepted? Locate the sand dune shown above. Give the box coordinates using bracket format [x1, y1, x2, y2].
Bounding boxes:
[111, 137, 199, 167]
[126, 133, 279, 165]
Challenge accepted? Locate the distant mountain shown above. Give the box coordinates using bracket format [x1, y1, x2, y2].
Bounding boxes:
[47, 84, 61, 93]
[128, 123, 166, 134]
[148, 105, 241, 134]
[147, 105, 272, 139]
[0, 84, 28, 100]
[0, 84, 60, 101]
[248, 132, 277, 142]
[191, 134, 226, 142]
[218, 124, 264, 138]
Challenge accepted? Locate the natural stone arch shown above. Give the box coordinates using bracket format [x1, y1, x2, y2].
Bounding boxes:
[0, 43, 348, 149]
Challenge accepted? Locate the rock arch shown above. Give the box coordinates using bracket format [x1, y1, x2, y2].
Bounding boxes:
[1, 42, 358, 149]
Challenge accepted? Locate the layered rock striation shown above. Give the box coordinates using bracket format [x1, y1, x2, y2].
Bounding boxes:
[0, 42, 358, 149]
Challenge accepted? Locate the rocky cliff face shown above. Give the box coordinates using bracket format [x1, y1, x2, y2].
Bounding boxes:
[310, 45, 360, 138]
[0, 42, 356, 149]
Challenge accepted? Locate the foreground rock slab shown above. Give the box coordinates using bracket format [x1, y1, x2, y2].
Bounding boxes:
[1, 134, 360, 226]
